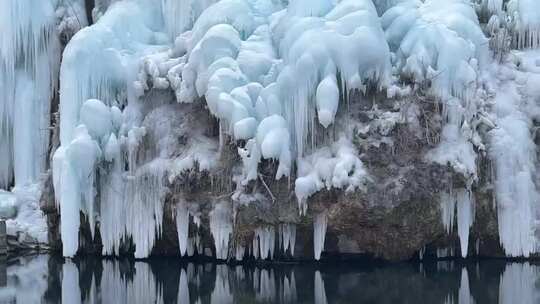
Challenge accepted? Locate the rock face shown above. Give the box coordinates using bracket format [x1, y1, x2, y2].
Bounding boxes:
[41, 92, 504, 262]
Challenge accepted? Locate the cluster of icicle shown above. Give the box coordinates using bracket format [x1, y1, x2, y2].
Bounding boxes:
[0, 0, 60, 188]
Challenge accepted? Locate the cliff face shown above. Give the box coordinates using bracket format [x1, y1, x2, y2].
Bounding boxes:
[2, 0, 540, 261]
[41, 92, 500, 261]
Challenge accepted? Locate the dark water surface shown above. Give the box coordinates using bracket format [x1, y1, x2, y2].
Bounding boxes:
[0, 254, 538, 303]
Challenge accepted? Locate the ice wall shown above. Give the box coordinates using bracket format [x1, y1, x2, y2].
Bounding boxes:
[0, 0, 60, 188]
[3, 0, 540, 260]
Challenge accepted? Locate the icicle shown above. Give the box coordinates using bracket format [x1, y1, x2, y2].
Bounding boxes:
[176, 201, 190, 256]
[489, 78, 537, 257]
[254, 226, 276, 260]
[100, 134, 124, 256]
[209, 201, 233, 260]
[280, 223, 296, 256]
[313, 212, 328, 261]
[126, 160, 167, 259]
[440, 188, 475, 258]
[252, 235, 260, 259]
[440, 191, 456, 234]
[508, 0, 540, 49]
[419, 246, 426, 261]
[456, 190, 474, 258]
[187, 238, 196, 257]
[235, 245, 245, 261]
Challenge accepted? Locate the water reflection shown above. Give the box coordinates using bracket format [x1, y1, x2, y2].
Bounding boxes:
[0, 256, 540, 303]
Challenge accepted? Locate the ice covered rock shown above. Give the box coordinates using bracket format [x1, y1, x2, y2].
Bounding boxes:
[295, 137, 368, 215]
[383, 0, 488, 101]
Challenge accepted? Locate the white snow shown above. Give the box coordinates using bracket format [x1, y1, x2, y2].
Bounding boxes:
[3, 184, 49, 245]
[295, 137, 368, 215]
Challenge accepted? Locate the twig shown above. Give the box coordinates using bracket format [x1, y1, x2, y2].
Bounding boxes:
[258, 174, 276, 202]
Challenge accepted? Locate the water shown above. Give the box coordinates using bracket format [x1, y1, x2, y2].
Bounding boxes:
[0, 255, 539, 303]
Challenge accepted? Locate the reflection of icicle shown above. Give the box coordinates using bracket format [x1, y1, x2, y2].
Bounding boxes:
[437, 261, 455, 272]
[235, 266, 245, 281]
[256, 269, 276, 302]
[499, 263, 539, 304]
[178, 269, 190, 304]
[128, 263, 164, 304]
[314, 213, 328, 260]
[100, 260, 163, 304]
[62, 261, 81, 304]
[210, 202, 233, 260]
[211, 265, 233, 304]
[314, 271, 328, 304]
[458, 268, 474, 304]
[282, 272, 298, 304]
[100, 261, 127, 303]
